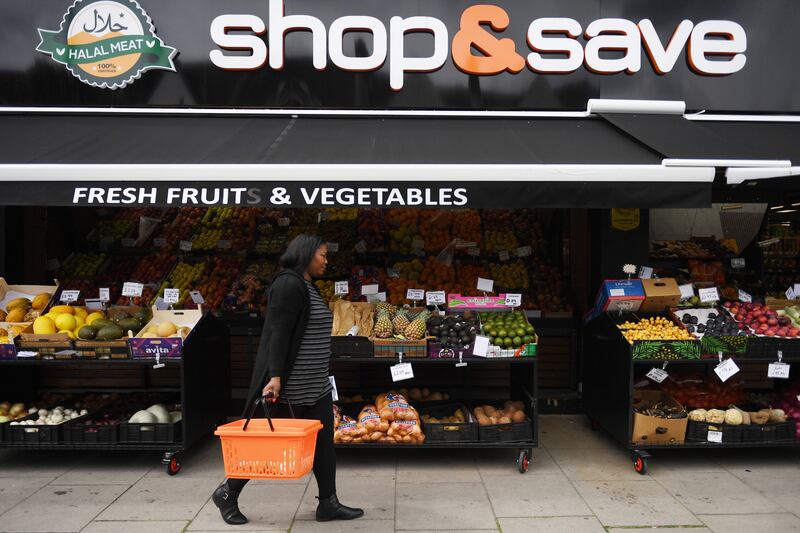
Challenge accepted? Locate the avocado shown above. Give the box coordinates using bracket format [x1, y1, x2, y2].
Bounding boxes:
[90, 319, 116, 332]
[77, 326, 96, 340]
[95, 325, 125, 340]
[117, 318, 143, 334]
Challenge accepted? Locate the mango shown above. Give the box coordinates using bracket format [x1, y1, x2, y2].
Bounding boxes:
[6, 308, 26, 323]
[6, 298, 31, 312]
[31, 293, 51, 311]
[50, 305, 74, 315]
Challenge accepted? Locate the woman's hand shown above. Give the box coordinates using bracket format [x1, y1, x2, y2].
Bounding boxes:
[262, 377, 281, 402]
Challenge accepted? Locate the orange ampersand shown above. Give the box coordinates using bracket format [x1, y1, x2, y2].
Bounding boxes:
[452, 5, 526, 75]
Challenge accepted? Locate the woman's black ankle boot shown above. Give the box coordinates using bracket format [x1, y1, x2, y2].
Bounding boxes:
[315, 493, 364, 522]
[212, 480, 248, 525]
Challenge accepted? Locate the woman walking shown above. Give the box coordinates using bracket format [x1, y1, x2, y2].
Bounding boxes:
[212, 234, 364, 525]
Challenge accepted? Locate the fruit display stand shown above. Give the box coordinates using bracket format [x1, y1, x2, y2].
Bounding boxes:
[0, 312, 230, 475]
[583, 310, 800, 475]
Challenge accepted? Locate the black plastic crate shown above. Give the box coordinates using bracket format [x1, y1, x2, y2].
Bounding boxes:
[418, 403, 478, 443]
[63, 417, 120, 444]
[331, 336, 374, 358]
[686, 420, 742, 443]
[5, 415, 87, 445]
[742, 420, 797, 443]
[744, 337, 800, 359]
[119, 420, 181, 443]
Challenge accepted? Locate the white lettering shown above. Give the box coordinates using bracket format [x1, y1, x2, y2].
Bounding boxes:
[269, 0, 327, 70]
[300, 188, 319, 204]
[527, 18, 584, 73]
[389, 16, 449, 90]
[209, 15, 268, 70]
[167, 188, 181, 204]
[453, 188, 468, 206]
[329, 16, 387, 71]
[639, 19, 693, 74]
[689, 20, 747, 75]
[584, 19, 641, 74]
[73, 188, 88, 203]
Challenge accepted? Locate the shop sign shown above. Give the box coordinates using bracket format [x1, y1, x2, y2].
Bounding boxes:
[36, 0, 177, 89]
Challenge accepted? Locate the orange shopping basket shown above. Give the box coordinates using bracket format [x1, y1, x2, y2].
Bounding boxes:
[215, 396, 323, 480]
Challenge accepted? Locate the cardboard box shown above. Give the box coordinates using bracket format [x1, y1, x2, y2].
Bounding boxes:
[129, 306, 202, 359]
[631, 390, 687, 445]
[591, 280, 645, 320]
[640, 278, 681, 313]
[0, 322, 32, 359]
[0, 278, 58, 315]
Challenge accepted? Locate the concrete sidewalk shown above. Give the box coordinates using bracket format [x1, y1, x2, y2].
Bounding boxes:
[1, 415, 799, 532]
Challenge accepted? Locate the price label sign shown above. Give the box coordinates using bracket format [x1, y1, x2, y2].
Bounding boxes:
[278, 217, 290, 227]
[60, 290, 80, 303]
[153, 238, 167, 248]
[516, 246, 532, 258]
[679, 284, 695, 300]
[335, 281, 349, 295]
[768, 362, 791, 379]
[646, 367, 669, 383]
[477, 277, 495, 293]
[390, 362, 414, 382]
[498, 250, 510, 262]
[164, 288, 180, 304]
[715, 357, 740, 382]
[355, 240, 367, 254]
[155, 297, 169, 311]
[99, 288, 110, 302]
[707, 430, 723, 443]
[407, 289, 425, 301]
[367, 292, 387, 303]
[327, 242, 339, 253]
[122, 282, 144, 298]
[739, 290, 752, 303]
[361, 284, 379, 296]
[731, 258, 746, 269]
[85, 299, 103, 310]
[190, 291, 205, 305]
[426, 291, 446, 306]
[121, 238, 136, 248]
[472, 335, 490, 357]
[467, 247, 481, 257]
[504, 293, 522, 308]
[787, 286, 798, 300]
[638, 266, 654, 279]
[179, 240, 193, 252]
[217, 239, 232, 250]
[699, 287, 720, 303]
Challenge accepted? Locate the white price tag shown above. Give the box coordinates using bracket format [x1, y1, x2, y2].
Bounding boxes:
[217, 239, 232, 250]
[190, 291, 205, 304]
[85, 299, 103, 310]
[335, 281, 349, 295]
[155, 297, 169, 311]
[679, 284, 695, 300]
[387, 268, 400, 278]
[367, 292, 387, 303]
[121, 238, 136, 247]
[412, 238, 425, 250]
[99, 287, 110, 302]
[407, 289, 425, 301]
[122, 282, 144, 298]
[467, 247, 481, 257]
[638, 266, 654, 279]
[477, 277, 495, 292]
[504, 293, 522, 308]
[498, 250, 510, 262]
[731, 258, 746, 269]
[609, 288, 626, 297]
[179, 240, 193, 252]
[16, 351, 38, 359]
[699, 287, 720, 303]
[390, 362, 414, 382]
[738, 290, 752, 303]
[361, 284, 379, 296]
[516, 246, 532, 258]
[715, 358, 740, 382]
[707, 430, 723, 443]
[164, 288, 180, 304]
[786, 286, 797, 300]
[278, 217, 290, 227]
[60, 290, 80, 303]
[472, 335, 490, 357]
[327, 242, 339, 252]
[328, 376, 339, 401]
[153, 238, 167, 247]
[768, 362, 790, 379]
[355, 240, 367, 253]
[426, 291, 446, 306]
[646, 367, 669, 383]
[795, 284, 800, 296]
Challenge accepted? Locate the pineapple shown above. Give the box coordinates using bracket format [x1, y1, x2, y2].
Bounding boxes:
[392, 310, 410, 334]
[375, 302, 397, 317]
[374, 311, 394, 339]
[404, 314, 429, 340]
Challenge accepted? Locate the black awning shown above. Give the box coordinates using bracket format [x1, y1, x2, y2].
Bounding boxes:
[0, 114, 661, 165]
[0, 113, 713, 208]
[599, 113, 799, 163]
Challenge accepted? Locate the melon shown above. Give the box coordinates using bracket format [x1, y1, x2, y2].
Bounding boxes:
[129, 410, 157, 424]
[146, 404, 171, 423]
[157, 321, 178, 337]
[33, 316, 56, 335]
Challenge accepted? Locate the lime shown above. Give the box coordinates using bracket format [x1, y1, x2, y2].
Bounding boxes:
[523, 335, 532, 344]
[513, 336, 522, 347]
[497, 329, 507, 338]
[503, 337, 513, 348]
[516, 328, 526, 337]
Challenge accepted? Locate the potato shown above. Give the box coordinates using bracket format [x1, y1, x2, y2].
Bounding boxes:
[512, 410, 527, 423]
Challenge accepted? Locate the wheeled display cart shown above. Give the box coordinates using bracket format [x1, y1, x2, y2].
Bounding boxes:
[0, 314, 230, 475]
[583, 312, 800, 475]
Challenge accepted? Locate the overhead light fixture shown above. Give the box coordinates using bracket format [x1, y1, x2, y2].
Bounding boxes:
[775, 209, 797, 214]
[770, 205, 784, 210]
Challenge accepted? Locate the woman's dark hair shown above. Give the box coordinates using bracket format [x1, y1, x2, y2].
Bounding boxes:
[279, 234, 325, 274]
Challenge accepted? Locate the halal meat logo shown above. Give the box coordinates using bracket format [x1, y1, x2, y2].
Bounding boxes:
[36, 0, 177, 89]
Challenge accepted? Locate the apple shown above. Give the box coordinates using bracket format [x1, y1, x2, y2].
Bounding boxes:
[777, 328, 788, 337]
[768, 318, 779, 326]
[759, 316, 769, 324]
[735, 313, 745, 321]
[759, 323, 770, 332]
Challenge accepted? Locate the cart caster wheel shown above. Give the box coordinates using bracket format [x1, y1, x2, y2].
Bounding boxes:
[166, 457, 182, 476]
[517, 450, 530, 474]
[633, 454, 648, 475]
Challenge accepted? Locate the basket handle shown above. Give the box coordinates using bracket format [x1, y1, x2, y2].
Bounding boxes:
[242, 393, 296, 432]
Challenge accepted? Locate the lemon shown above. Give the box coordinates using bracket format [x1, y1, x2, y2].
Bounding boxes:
[58, 329, 76, 340]
[73, 315, 85, 328]
[55, 314, 77, 332]
[73, 307, 88, 320]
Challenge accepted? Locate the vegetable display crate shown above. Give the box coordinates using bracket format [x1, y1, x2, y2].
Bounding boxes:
[477, 417, 534, 443]
[74, 339, 131, 360]
[741, 420, 797, 443]
[700, 335, 749, 355]
[0, 343, 17, 359]
[119, 420, 181, 444]
[418, 403, 478, 443]
[745, 337, 800, 359]
[631, 340, 700, 361]
[18, 334, 73, 359]
[331, 336, 374, 358]
[686, 420, 742, 443]
[6, 416, 88, 445]
[63, 418, 120, 444]
[427, 341, 474, 359]
[372, 338, 428, 358]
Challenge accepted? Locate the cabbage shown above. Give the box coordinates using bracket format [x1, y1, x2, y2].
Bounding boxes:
[146, 404, 171, 423]
[129, 410, 157, 424]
